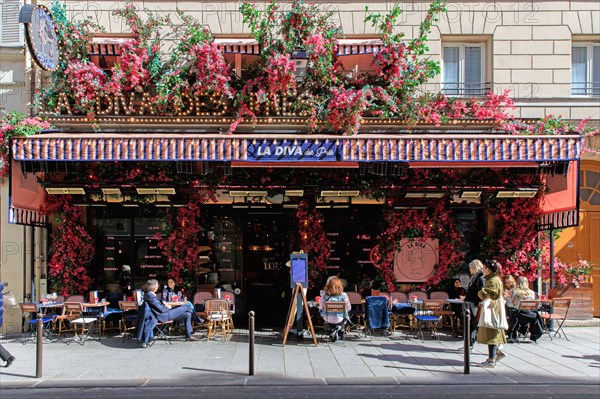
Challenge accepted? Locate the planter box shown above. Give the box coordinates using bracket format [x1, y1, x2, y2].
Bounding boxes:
[550, 283, 594, 320]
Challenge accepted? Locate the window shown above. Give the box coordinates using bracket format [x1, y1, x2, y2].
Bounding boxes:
[572, 44, 600, 96]
[1, 0, 24, 47]
[442, 43, 487, 96]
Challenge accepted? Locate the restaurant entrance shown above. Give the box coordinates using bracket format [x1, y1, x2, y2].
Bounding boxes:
[242, 211, 294, 327]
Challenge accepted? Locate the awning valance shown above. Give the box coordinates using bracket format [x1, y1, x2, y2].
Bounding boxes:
[13, 134, 582, 163]
[214, 38, 384, 56]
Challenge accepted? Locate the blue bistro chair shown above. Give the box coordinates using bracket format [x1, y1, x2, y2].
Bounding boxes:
[414, 299, 444, 342]
[19, 303, 55, 343]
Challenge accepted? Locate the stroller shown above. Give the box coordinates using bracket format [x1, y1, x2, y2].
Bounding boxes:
[364, 296, 391, 337]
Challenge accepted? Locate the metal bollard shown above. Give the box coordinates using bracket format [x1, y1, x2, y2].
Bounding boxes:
[36, 313, 43, 378]
[463, 309, 470, 375]
[248, 310, 255, 376]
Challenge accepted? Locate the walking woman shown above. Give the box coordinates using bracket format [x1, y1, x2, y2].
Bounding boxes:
[476, 260, 507, 368]
[464, 260, 485, 349]
[0, 283, 16, 367]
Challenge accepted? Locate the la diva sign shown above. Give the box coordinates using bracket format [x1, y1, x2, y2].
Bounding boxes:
[394, 238, 439, 283]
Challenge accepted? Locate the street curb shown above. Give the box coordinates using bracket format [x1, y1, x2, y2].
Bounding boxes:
[2, 375, 596, 390]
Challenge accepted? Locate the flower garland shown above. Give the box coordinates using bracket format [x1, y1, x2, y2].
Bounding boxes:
[0, 112, 52, 183]
[296, 201, 331, 286]
[375, 199, 464, 290]
[41, 195, 95, 296]
[156, 190, 216, 290]
[482, 197, 542, 281]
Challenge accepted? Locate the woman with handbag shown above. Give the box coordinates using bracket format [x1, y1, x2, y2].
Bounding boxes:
[476, 260, 507, 368]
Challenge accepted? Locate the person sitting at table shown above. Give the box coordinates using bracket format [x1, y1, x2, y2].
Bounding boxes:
[449, 278, 466, 299]
[161, 278, 184, 302]
[507, 276, 542, 343]
[143, 279, 200, 341]
[507, 276, 536, 311]
[319, 277, 352, 341]
[503, 275, 516, 300]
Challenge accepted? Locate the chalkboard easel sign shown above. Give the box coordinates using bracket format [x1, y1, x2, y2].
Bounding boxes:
[289, 253, 308, 289]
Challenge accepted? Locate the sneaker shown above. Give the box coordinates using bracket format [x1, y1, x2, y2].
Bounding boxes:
[480, 359, 496, 368]
[185, 335, 199, 342]
[4, 357, 15, 368]
[496, 350, 506, 362]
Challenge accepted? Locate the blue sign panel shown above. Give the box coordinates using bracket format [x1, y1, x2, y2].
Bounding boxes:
[247, 139, 338, 162]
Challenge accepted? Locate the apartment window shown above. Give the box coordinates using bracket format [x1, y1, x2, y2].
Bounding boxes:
[572, 44, 600, 96]
[442, 43, 488, 96]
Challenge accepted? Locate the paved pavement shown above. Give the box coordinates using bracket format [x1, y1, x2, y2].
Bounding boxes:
[1, 324, 599, 389]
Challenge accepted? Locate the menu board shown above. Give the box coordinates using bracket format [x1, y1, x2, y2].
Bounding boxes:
[214, 219, 236, 271]
[135, 218, 167, 277]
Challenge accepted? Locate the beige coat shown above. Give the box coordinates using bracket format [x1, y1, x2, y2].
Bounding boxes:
[476, 273, 507, 345]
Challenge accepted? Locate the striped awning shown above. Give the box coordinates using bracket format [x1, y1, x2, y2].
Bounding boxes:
[89, 37, 129, 56]
[214, 38, 261, 55]
[13, 134, 582, 163]
[214, 38, 384, 56]
[538, 209, 579, 230]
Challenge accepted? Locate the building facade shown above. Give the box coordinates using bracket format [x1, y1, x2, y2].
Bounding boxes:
[1, 0, 599, 330]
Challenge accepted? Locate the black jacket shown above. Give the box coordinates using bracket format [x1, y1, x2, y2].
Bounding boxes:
[465, 272, 484, 305]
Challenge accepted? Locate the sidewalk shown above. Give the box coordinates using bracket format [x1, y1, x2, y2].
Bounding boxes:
[1, 325, 599, 388]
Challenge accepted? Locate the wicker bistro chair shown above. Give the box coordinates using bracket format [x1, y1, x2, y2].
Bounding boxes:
[540, 297, 572, 341]
[389, 292, 415, 333]
[65, 295, 85, 303]
[429, 292, 456, 332]
[321, 301, 350, 343]
[118, 301, 138, 342]
[192, 290, 213, 332]
[66, 302, 100, 344]
[220, 291, 236, 331]
[408, 291, 429, 301]
[513, 300, 542, 343]
[204, 299, 232, 341]
[345, 291, 365, 329]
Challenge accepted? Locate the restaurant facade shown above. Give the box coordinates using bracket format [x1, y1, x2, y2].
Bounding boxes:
[1, 0, 598, 329]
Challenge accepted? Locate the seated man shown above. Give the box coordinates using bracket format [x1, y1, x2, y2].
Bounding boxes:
[144, 279, 199, 341]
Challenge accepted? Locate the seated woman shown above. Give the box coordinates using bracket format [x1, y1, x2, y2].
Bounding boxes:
[507, 276, 536, 310]
[503, 275, 516, 300]
[319, 277, 352, 341]
[161, 278, 184, 302]
[449, 278, 466, 299]
[506, 276, 542, 342]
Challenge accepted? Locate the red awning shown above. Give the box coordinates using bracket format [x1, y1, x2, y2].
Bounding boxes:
[9, 160, 46, 226]
[538, 160, 579, 229]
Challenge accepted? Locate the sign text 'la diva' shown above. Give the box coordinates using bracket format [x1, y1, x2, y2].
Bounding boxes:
[247, 140, 338, 162]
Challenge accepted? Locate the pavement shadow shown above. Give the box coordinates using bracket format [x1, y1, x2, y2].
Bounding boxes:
[563, 354, 600, 368]
[358, 342, 461, 354]
[359, 352, 464, 368]
[0, 370, 38, 379]
[181, 366, 248, 376]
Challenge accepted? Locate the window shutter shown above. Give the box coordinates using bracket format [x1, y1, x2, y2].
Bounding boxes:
[443, 46, 459, 95]
[1, 0, 24, 47]
[572, 46, 588, 95]
[592, 45, 600, 95]
[464, 46, 482, 94]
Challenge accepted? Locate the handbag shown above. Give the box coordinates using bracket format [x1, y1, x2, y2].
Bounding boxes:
[477, 298, 508, 330]
[2, 291, 18, 309]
